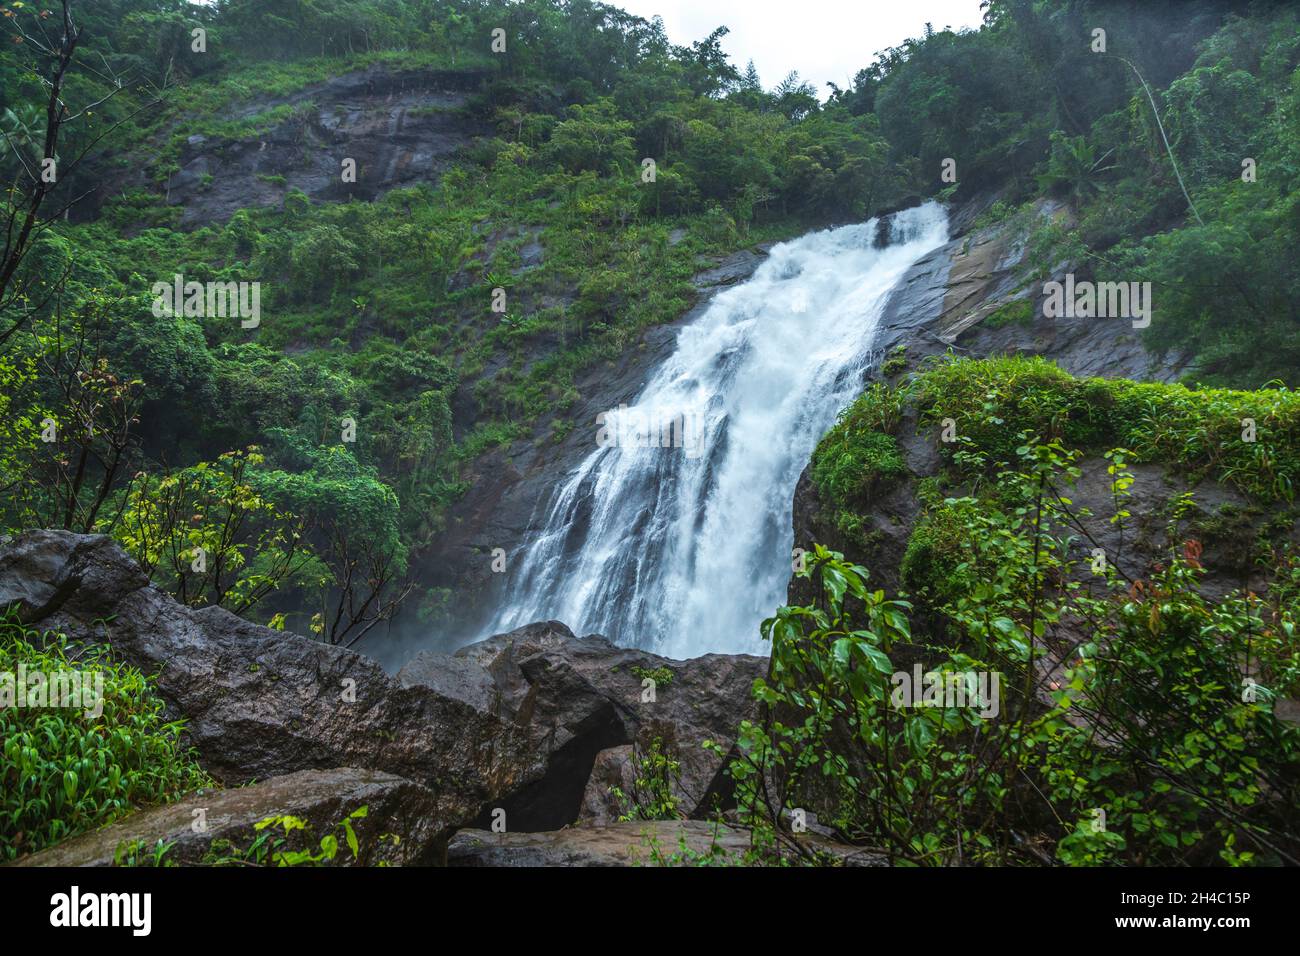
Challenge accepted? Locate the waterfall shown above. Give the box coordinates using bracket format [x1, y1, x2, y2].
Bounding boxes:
[486, 202, 950, 658]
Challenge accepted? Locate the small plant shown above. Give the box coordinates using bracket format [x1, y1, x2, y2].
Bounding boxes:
[880, 345, 908, 377]
[612, 737, 683, 822]
[629, 664, 673, 687]
[201, 805, 394, 866]
[113, 838, 178, 867]
[0, 615, 212, 862]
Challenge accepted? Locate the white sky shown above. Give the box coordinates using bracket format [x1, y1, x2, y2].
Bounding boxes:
[609, 0, 987, 96]
[190, 0, 989, 96]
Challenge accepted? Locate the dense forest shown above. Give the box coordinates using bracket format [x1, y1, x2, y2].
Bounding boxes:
[2, 0, 1300, 873]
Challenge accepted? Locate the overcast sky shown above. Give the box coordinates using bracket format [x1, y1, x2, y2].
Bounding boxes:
[609, 0, 987, 96]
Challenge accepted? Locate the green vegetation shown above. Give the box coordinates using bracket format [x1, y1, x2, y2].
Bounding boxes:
[738, 478, 1300, 865]
[5, 0, 1298, 629]
[811, 381, 910, 544]
[821, 355, 1300, 506]
[1, 0, 918, 635]
[4, 0, 1300, 867]
[913, 355, 1300, 501]
[629, 664, 673, 687]
[982, 297, 1035, 329]
[779, 357, 1300, 864]
[205, 805, 384, 866]
[0, 615, 212, 862]
[611, 736, 682, 823]
[113, 803, 399, 866]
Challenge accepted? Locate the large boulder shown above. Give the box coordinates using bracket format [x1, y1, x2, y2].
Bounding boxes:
[0, 530, 541, 839]
[399, 622, 768, 829]
[8, 768, 445, 867]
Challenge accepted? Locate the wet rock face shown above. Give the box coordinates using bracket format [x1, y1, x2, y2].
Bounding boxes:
[399, 621, 769, 830]
[8, 768, 447, 867]
[871, 197, 1191, 384]
[0, 530, 541, 836]
[160, 66, 492, 228]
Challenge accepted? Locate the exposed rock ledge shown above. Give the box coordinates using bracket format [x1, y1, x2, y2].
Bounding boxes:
[448, 820, 884, 867]
[10, 768, 444, 867]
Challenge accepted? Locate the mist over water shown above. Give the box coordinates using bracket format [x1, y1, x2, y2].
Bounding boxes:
[486, 202, 950, 658]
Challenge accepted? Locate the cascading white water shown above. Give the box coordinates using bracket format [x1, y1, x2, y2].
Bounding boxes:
[487, 202, 949, 658]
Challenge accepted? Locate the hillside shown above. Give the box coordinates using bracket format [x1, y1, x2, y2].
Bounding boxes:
[1, 0, 1299, 874]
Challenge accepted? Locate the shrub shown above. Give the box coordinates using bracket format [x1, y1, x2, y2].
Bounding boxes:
[0, 616, 212, 861]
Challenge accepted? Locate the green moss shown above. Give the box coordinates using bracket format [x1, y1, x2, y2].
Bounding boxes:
[818, 356, 1300, 608]
[810, 384, 914, 547]
[982, 297, 1035, 329]
[915, 355, 1300, 502]
[899, 497, 981, 606]
[881, 345, 909, 376]
[812, 382, 909, 503]
[813, 429, 907, 504]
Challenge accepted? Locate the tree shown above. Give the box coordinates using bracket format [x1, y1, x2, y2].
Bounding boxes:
[114, 447, 311, 616]
[1, 0, 155, 347]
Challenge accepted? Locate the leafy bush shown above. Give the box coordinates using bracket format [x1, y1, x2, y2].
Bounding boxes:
[914, 355, 1300, 502]
[735, 433, 1300, 864]
[0, 617, 211, 862]
[742, 361, 1300, 863]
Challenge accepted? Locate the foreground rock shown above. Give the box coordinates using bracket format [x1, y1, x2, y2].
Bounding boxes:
[447, 821, 884, 867]
[0, 530, 539, 840]
[9, 768, 445, 867]
[399, 621, 768, 829]
[0, 531, 770, 859]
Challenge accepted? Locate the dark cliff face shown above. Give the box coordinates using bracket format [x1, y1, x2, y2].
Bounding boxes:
[91, 66, 493, 229]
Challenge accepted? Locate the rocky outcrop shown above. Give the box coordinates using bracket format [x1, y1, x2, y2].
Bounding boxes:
[0, 532, 768, 861]
[0, 530, 540, 842]
[398, 621, 768, 830]
[795, 429, 1279, 606]
[870, 197, 1191, 383]
[154, 66, 492, 228]
[8, 768, 445, 867]
[447, 820, 884, 867]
